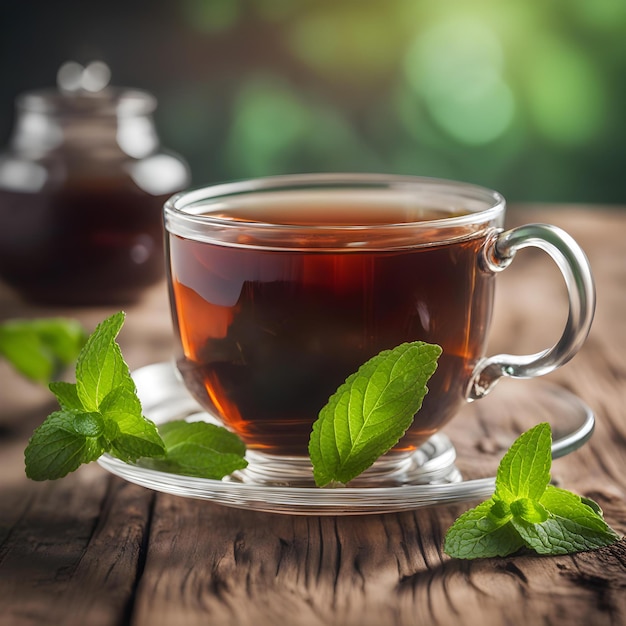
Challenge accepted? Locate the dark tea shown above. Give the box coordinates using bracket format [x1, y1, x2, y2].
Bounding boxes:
[167, 193, 496, 456]
[0, 181, 171, 305]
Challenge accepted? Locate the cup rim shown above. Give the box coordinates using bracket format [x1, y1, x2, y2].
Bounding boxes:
[164, 173, 506, 248]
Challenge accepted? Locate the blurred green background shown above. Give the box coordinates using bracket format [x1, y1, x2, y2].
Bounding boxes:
[1, 0, 625, 204]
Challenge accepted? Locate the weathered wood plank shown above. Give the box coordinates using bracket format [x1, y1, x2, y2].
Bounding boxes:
[0, 464, 153, 626]
[130, 497, 625, 626]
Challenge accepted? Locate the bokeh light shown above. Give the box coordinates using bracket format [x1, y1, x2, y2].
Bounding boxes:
[287, 7, 402, 82]
[182, 0, 241, 34]
[404, 16, 515, 145]
[522, 36, 606, 146]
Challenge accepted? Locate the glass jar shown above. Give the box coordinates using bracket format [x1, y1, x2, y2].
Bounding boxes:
[0, 71, 190, 305]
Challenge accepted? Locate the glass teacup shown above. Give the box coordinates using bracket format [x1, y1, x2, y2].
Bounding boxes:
[164, 174, 594, 485]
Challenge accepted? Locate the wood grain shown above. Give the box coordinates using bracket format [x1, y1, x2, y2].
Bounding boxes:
[0, 205, 625, 626]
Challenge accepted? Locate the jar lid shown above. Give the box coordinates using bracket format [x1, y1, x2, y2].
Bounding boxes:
[16, 61, 157, 118]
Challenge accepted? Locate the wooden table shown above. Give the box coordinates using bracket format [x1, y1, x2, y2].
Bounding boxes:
[1, 205, 624, 626]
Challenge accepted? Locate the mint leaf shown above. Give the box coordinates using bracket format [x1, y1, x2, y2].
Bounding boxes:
[49, 381, 82, 410]
[25, 312, 171, 481]
[0, 325, 53, 383]
[0, 318, 86, 383]
[509, 485, 621, 555]
[309, 341, 441, 487]
[31, 318, 87, 366]
[76, 311, 130, 411]
[494, 422, 551, 503]
[141, 421, 248, 479]
[72, 411, 106, 438]
[445, 424, 622, 559]
[540, 487, 617, 533]
[509, 498, 549, 524]
[580, 495, 604, 517]
[25, 410, 105, 480]
[158, 421, 246, 454]
[100, 386, 165, 461]
[444, 499, 525, 559]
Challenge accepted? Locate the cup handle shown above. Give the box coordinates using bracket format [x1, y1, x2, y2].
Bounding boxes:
[467, 223, 596, 401]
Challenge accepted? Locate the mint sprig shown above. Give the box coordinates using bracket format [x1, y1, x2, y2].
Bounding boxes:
[25, 313, 164, 479]
[24, 312, 247, 481]
[0, 317, 87, 383]
[308, 341, 442, 487]
[444, 423, 621, 559]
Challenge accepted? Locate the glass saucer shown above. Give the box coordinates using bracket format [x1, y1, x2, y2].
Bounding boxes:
[97, 362, 595, 515]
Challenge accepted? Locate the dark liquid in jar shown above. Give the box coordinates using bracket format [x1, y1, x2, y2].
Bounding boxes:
[169, 203, 495, 456]
[0, 179, 170, 305]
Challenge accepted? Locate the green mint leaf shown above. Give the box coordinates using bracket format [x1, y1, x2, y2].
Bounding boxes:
[30, 318, 88, 366]
[158, 421, 246, 455]
[72, 411, 106, 438]
[444, 499, 525, 559]
[494, 422, 551, 503]
[488, 499, 512, 522]
[110, 431, 164, 463]
[49, 381, 82, 410]
[25, 311, 171, 480]
[445, 424, 622, 560]
[99, 386, 165, 461]
[509, 498, 549, 524]
[0, 325, 53, 383]
[508, 485, 621, 555]
[540, 487, 615, 529]
[141, 421, 247, 479]
[580, 495, 604, 517]
[309, 341, 442, 487]
[0, 318, 86, 383]
[25, 410, 105, 480]
[76, 311, 130, 411]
